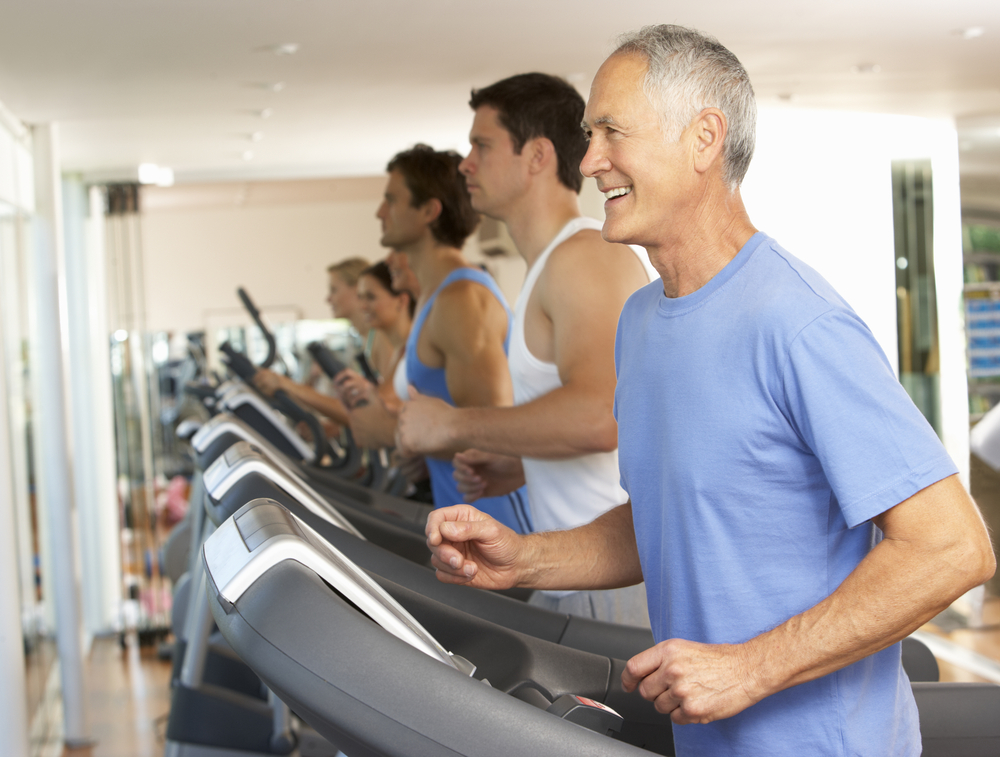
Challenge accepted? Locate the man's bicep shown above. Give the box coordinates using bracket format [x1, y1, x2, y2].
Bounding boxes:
[546, 246, 634, 392]
[444, 338, 511, 408]
[433, 287, 511, 408]
[873, 474, 985, 549]
[861, 474, 994, 624]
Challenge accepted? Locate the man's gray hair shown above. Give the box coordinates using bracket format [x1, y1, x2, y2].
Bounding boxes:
[614, 25, 756, 190]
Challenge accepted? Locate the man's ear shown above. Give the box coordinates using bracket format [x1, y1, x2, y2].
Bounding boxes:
[690, 108, 727, 175]
[420, 196, 443, 224]
[526, 136, 556, 177]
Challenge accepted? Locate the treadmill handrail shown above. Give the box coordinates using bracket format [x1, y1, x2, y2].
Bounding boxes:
[236, 287, 277, 369]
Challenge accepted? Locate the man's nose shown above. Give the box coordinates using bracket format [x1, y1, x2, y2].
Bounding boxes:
[580, 140, 607, 178]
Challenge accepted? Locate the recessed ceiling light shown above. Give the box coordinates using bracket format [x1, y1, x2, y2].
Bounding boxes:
[250, 81, 285, 92]
[257, 108, 274, 119]
[955, 26, 985, 39]
[242, 151, 254, 161]
[851, 63, 881, 75]
[138, 163, 174, 186]
[249, 131, 264, 143]
[272, 43, 300, 56]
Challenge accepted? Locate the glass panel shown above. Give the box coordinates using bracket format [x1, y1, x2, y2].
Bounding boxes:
[0, 201, 59, 756]
[892, 159, 941, 435]
[104, 186, 171, 641]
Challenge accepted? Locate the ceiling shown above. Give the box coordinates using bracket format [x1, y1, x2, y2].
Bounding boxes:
[0, 0, 998, 196]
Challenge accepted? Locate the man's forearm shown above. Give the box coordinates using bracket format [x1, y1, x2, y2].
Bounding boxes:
[450, 385, 617, 460]
[518, 502, 643, 590]
[348, 402, 398, 449]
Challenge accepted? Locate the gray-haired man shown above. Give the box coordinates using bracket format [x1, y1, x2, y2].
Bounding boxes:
[424, 24, 994, 756]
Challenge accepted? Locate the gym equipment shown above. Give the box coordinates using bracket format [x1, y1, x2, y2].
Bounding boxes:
[201, 439, 652, 659]
[204, 498, 674, 756]
[203, 441, 430, 565]
[912, 681, 1000, 756]
[192, 412, 430, 527]
[237, 287, 277, 370]
[164, 470, 339, 757]
[306, 340, 394, 490]
[203, 499, 1000, 757]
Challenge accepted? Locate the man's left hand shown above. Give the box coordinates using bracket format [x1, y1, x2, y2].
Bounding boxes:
[622, 638, 763, 725]
[396, 387, 459, 456]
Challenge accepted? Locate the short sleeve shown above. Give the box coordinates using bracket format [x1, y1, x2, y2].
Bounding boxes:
[781, 309, 957, 527]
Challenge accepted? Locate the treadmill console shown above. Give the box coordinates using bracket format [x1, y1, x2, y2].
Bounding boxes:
[203, 498, 476, 677]
[191, 412, 259, 454]
[221, 389, 315, 462]
[202, 440, 363, 537]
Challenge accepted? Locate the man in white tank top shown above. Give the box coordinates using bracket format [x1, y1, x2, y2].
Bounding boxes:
[396, 73, 651, 627]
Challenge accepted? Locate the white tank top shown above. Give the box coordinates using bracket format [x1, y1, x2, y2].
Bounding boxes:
[392, 351, 409, 401]
[509, 217, 650, 534]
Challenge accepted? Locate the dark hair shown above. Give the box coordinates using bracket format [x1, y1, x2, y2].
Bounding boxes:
[469, 73, 587, 193]
[360, 261, 415, 318]
[386, 144, 479, 248]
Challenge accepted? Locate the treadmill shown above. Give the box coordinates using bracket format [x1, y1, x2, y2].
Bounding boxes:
[201, 438, 654, 661]
[203, 499, 1000, 757]
[204, 498, 674, 756]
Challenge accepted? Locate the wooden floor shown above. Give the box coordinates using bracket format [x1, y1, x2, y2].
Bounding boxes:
[61, 635, 172, 757]
[56, 597, 1000, 757]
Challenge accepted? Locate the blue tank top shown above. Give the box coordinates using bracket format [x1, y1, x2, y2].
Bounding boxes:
[405, 267, 532, 534]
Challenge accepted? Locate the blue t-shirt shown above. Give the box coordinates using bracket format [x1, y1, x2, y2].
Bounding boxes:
[406, 267, 532, 534]
[614, 233, 957, 756]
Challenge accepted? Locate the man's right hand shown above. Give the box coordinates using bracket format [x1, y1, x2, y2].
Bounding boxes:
[425, 505, 525, 590]
[453, 449, 525, 501]
[394, 452, 429, 484]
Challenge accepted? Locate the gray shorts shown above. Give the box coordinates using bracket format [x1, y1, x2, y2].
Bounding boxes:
[528, 583, 650, 629]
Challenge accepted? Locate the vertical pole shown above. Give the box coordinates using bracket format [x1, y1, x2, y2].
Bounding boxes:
[63, 178, 121, 636]
[0, 249, 31, 757]
[30, 123, 91, 747]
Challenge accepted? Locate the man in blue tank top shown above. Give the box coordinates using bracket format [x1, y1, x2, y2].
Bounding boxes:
[422, 25, 995, 757]
[376, 145, 532, 533]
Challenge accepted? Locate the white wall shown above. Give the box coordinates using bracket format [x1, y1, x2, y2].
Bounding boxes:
[140, 176, 530, 333]
[742, 108, 967, 478]
[141, 178, 389, 333]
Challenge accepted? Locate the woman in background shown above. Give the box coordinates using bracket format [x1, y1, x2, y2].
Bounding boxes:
[253, 256, 374, 429]
[354, 261, 414, 407]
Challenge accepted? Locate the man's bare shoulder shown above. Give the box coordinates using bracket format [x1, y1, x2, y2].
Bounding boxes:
[544, 228, 648, 289]
[425, 272, 508, 346]
[431, 274, 505, 316]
